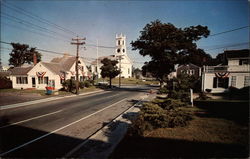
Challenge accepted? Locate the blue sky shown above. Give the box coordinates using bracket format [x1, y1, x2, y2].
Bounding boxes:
[0, 0, 249, 68]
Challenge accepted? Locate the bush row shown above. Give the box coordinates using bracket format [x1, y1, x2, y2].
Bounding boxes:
[61, 79, 94, 92]
[129, 98, 192, 136]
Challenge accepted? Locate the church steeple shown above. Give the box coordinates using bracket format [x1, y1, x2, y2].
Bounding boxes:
[115, 33, 126, 56]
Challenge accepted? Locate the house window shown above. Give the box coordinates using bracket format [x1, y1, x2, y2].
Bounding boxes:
[71, 76, 75, 80]
[231, 76, 236, 87]
[80, 76, 83, 82]
[244, 76, 250, 87]
[213, 77, 229, 88]
[118, 40, 120, 45]
[38, 77, 49, 84]
[16, 77, 28, 84]
[191, 70, 195, 75]
[38, 77, 43, 84]
[128, 68, 130, 74]
[44, 77, 49, 85]
[239, 59, 250, 65]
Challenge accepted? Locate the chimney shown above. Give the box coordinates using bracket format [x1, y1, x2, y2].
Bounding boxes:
[33, 53, 37, 65]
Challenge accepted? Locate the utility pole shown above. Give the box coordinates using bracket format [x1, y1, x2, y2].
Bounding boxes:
[117, 55, 124, 88]
[96, 39, 99, 83]
[71, 36, 86, 95]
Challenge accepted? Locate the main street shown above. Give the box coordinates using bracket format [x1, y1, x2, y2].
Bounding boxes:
[0, 85, 155, 158]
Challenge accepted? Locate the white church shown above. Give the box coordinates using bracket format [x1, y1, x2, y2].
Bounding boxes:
[91, 33, 133, 78]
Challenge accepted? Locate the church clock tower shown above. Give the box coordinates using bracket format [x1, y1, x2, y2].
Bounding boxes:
[114, 33, 132, 78]
[115, 33, 126, 56]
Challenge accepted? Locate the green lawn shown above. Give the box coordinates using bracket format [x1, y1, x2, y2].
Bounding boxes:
[110, 100, 249, 158]
[96, 77, 159, 85]
[0, 86, 101, 96]
[0, 88, 47, 96]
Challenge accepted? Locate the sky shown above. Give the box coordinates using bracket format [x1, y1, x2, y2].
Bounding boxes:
[0, 0, 249, 68]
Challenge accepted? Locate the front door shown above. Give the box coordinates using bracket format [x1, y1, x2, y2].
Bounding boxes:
[32, 77, 36, 87]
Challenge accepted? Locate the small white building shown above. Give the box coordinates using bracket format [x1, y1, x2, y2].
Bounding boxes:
[91, 33, 133, 78]
[202, 49, 250, 93]
[9, 54, 90, 90]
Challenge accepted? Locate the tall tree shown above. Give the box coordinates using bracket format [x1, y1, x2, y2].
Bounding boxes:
[131, 20, 210, 87]
[133, 68, 142, 79]
[9, 43, 42, 67]
[100, 58, 120, 87]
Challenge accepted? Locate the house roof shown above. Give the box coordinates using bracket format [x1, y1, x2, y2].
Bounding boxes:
[225, 49, 250, 59]
[51, 54, 76, 71]
[41, 62, 65, 75]
[177, 63, 200, 70]
[9, 66, 33, 75]
[91, 55, 116, 65]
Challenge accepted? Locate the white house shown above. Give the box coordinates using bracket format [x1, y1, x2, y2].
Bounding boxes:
[9, 54, 91, 90]
[91, 33, 133, 78]
[202, 49, 250, 93]
[168, 64, 201, 79]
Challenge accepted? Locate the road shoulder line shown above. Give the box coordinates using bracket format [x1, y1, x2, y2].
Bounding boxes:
[0, 97, 127, 157]
[0, 90, 105, 110]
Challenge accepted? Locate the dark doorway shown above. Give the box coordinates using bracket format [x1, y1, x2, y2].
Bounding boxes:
[32, 77, 36, 87]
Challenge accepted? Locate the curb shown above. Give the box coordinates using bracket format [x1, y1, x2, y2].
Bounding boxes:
[0, 90, 105, 110]
[64, 94, 153, 158]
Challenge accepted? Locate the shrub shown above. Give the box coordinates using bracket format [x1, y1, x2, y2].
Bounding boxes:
[228, 86, 249, 100]
[129, 102, 192, 136]
[158, 87, 168, 94]
[88, 80, 95, 86]
[83, 80, 91, 88]
[0, 77, 12, 89]
[62, 79, 76, 92]
[197, 92, 211, 100]
[168, 90, 190, 103]
[79, 81, 85, 89]
[158, 99, 186, 110]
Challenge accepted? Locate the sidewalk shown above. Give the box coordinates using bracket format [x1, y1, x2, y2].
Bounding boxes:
[0, 90, 104, 110]
[65, 92, 157, 158]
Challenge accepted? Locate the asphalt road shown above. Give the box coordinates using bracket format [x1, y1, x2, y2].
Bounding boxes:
[0, 85, 155, 158]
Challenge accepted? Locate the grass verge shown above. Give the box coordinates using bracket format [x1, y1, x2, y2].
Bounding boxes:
[110, 100, 249, 158]
[0, 86, 101, 96]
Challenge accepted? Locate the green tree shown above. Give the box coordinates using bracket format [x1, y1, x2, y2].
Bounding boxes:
[133, 68, 142, 79]
[9, 43, 42, 67]
[131, 20, 210, 87]
[100, 58, 120, 88]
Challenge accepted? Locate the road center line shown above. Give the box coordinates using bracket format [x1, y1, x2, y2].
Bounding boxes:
[0, 98, 128, 157]
[0, 110, 63, 129]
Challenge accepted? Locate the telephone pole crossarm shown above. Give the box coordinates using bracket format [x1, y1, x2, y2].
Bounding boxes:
[71, 36, 86, 95]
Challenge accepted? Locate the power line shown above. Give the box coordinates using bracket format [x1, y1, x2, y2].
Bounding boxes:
[209, 26, 249, 37]
[0, 41, 96, 61]
[205, 42, 249, 51]
[1, 0, 78, 36]
[1, 12, 72, 40]
[1, 21, 71, 43]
